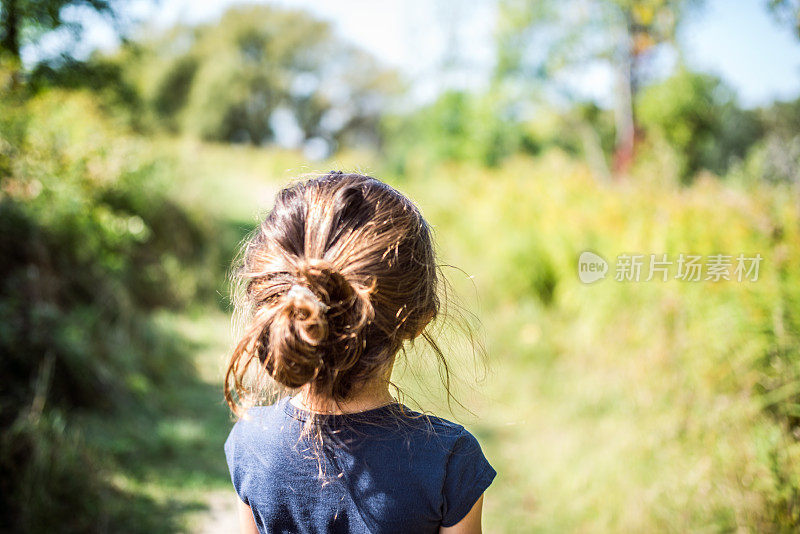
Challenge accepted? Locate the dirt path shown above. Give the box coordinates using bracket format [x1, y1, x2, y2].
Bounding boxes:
[189, 490, 238, 533]
[163, 309, 242, 533]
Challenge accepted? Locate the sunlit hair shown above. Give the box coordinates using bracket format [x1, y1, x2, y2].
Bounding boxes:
[224, 172, 457, 424]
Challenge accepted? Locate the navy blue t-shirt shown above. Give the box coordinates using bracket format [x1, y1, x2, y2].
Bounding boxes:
[224, 396, 496, 533]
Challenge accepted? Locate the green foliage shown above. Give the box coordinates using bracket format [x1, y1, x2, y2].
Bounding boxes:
[0, 87, 221, 531]
[637, 68, 762, 181]
[492, 0, 701, 162]
[2, 3, 800, 530]
[767, 0, 800, 39]
[402, 150, 800, 531]
[383, 90, 523, 171]
[747, 96, 800, 184]
[27, 57, 145, 130]
[494, 0, 697, 80]
[0, 409, 187, 533]
[151, 55, 198, 131]
[0, 0, 118, 60]
[1, 411, 109, 531]
[96, 5, 399, 150]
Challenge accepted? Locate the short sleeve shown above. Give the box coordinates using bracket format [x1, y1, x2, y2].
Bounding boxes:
[440, 428, 497, 527]
[223, 420, 248, 505]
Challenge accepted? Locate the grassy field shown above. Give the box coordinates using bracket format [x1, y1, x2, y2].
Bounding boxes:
[5, 2, 800, 531]
[69, 140, 388, 532]
[80, 137, 800, 532]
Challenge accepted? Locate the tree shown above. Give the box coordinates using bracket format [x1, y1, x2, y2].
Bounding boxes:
[0, 0, 120, 62]
[117, 5, 399, 152]
[766, 0, 800, 38]
[637, 68, 761, 181]
[493, 0, 701, 174]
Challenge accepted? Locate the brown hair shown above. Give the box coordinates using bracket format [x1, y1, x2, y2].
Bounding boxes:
[224, 171, 447, 417]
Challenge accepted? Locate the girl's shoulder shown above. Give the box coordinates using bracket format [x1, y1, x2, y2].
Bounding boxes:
[391, 406, 474, 444]
[224, 396, 486, 460]
[223, 397, 497, 529]
[386, 407, 497, 527]
[223, 399, 289, 454]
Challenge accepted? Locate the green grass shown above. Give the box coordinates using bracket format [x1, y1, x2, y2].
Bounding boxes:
[401, 154, 800, 532]
[68, 309, 234, 532]
[59, 141, 392, 532]
[85, 139, 800, 532]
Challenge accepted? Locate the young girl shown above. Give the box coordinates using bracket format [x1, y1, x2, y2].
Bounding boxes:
[223, 172, 496, 533]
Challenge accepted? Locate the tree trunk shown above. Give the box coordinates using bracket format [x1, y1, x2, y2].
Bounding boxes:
[1, 0, 21, 60]
[579, 121, 612, 182]
[612, 12, 637, 176]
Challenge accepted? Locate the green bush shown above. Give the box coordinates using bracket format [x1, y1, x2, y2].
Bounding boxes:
[400, 150, 800, 531]
[382, 90, 524, 172]
[0, 88, 217, 531]
[637, 68, 762, 182]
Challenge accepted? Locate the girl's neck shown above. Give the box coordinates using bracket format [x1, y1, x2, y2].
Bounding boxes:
[290, 381, 395, 415]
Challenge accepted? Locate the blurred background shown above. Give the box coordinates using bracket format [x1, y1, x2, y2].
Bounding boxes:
[2, 0, 800, 532]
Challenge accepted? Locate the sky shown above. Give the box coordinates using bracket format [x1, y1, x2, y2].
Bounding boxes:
[681, 0, 800, 106]
[31, 0, 800, 109]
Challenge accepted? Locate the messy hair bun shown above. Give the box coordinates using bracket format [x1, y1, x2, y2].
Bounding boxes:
[225, 172, 440, 414]
[249, 258, 375, 392]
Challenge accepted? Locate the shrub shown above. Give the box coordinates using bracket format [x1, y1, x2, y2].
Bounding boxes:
[0, 88, 215, 531]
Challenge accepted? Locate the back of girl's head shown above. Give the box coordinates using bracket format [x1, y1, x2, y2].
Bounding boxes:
[225, 171, 440, 414]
